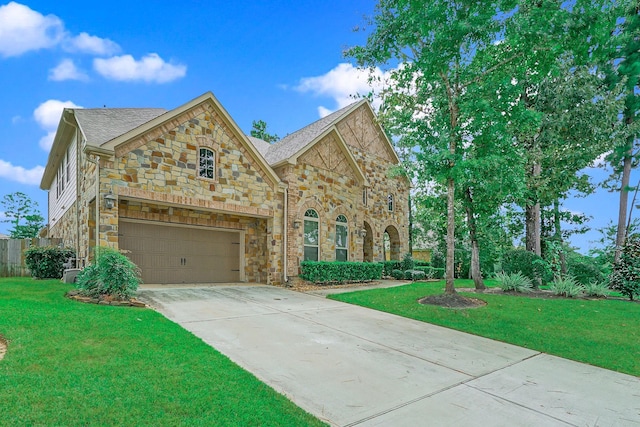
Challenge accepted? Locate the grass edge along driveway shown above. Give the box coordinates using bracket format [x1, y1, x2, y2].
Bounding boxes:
[0, 278, 326, 427]
[329, 279, 639, 377]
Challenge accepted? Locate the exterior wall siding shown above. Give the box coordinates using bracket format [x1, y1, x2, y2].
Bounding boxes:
[49, 137, 77, 230]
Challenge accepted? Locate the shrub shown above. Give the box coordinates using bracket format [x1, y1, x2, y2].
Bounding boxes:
[549, 276, 584, 298]
[76, 247, 141, 299]
[502, 249, 546, 284]
[401, 253, 415, 272]
[414, 266, 444, 279]
[404, 270, 426, 281]
[391, 269, 404, 280]
[568, 260, 606, 286]
[414, 260, 431, 267]
[24, 246, 76, 279]
[300, 261, 382, 284]
[494, 271, 533, 293]
[380, 261, 402, 277]
[583, 281, 609, 298]
[609, 236, 640, 301]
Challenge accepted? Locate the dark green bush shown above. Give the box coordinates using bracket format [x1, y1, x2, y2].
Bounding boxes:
[24, 246, 75, 279]
[380, 260, 402, 277]
[401, 253, 414, 271]
[414, 260, 431, 267]
[404, 270, 426, 281]
[609, 237, 640, 301]
[414, 266, 445, 279]
[300, 261, 382, 284]
[502, 249, 546, 284]
[568, 259, 606, 285]
[391, 269, 404, 280]
[76, 247, 141, 299]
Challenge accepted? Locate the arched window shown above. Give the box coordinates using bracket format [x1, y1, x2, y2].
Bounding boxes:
[335, 215, 348, 261]
[387, 194, 394, 212]
[199, 148, 215, 179]
[303, 209, 319, 261]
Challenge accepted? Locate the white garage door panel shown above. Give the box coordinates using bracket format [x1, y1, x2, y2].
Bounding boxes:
[119, 221, 241, 285]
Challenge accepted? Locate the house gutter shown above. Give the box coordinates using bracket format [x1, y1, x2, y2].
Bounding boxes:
[85, 154, 100, 256]
[62, 113, 80, 267]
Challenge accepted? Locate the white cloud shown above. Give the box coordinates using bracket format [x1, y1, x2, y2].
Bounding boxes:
[0, 2, 64, 57]
[94, 53, 187, 83]
[48, 58, 88, 81]
[63, 32, 120, 56]
[33, 99, 82, 150]
[295, 63, 392, 116]
[0, 159, 44, 185]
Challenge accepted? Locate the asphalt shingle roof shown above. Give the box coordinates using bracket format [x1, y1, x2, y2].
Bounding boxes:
[246, 136, 272, 157]
[263, 101, 362, 166]
[73, 108, 167, 147]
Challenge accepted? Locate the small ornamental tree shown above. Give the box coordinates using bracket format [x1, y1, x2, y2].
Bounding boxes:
[609, 236, 640, 301]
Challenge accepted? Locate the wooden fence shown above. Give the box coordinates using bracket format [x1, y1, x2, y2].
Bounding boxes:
[0, 238, 62, 277]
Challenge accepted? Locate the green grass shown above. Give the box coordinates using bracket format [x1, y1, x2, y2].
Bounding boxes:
[0, 278, 325, 426]
[329, 279, 640, 377]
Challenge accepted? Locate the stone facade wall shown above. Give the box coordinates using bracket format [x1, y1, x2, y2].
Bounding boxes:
[280, 105, 409, 278]
[74, 101, 285, 285]
[48, 201, 78, 250]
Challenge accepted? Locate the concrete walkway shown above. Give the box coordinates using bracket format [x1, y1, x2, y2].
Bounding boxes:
[138, 285, 640, 426]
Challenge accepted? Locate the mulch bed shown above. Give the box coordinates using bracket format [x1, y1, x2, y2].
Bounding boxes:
[418, 294, 487, 308]
[65, 290, 147, 307]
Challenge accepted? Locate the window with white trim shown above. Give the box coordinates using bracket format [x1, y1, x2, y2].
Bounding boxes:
[335, 215, 348, 261]
[199, 148, 215, 179]
[303, 209, 319, 261]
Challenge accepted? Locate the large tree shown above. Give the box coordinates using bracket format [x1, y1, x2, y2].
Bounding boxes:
[1, 192, 45, 239]
[349, 0, 525, 293]
[604, 4, 640, 262]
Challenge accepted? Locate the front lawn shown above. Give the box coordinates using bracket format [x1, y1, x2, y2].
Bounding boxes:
[0, 278, 325, 426]
[329, 280, 640, 377]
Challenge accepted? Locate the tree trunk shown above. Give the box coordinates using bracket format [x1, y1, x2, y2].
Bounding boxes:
[553, 199, 567, 276]
[615, 148, 632, 264]
[465, 188, 485, 290]
[445, 176, 456, 294]
[525, 202, 541, 256]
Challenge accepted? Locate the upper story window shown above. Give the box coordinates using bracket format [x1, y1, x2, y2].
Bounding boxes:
[303, 209, 319, 261]
[199, 148, 215, 179]
[56, 153, 68, 199]
[388, 194, 394, 212]
[362, 188, 368, 206]
[335, 215, 348, 262]
[66, 145, 72, 183]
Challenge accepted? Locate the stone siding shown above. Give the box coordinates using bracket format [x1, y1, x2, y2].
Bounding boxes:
[280, 105, 409, 277]
[48, 201, 78, 251]
[76, 101, 285, 285]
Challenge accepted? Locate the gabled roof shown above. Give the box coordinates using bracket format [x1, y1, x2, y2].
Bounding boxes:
[246, 136, 271, 157]
[75, 108, 167, 148]
[264, 100, 366, 166]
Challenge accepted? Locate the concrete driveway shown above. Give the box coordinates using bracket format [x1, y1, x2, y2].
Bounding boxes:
[138, 285, 640, 426]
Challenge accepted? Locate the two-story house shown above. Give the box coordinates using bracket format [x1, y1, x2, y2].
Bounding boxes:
[40, 92, 409, 285]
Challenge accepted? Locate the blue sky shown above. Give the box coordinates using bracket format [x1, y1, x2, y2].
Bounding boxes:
[0, 0, 633, 252]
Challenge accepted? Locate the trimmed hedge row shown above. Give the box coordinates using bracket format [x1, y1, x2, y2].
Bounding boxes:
[300, 261, 383, 284]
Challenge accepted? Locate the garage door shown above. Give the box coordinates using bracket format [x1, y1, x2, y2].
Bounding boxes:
[119, 221, 241, 284]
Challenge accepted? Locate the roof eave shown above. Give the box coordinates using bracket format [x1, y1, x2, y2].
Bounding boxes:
[40, 110, 80, 190]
